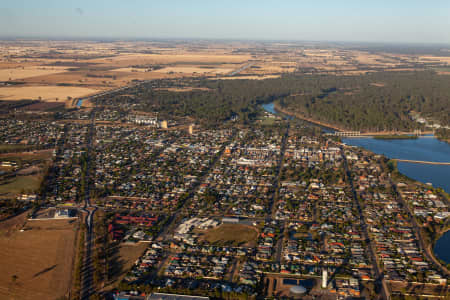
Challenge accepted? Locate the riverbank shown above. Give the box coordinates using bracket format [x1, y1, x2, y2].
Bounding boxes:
[273, 103, 435, 137]
[273, 103, 341, 132]
[263, 102, 450, 273]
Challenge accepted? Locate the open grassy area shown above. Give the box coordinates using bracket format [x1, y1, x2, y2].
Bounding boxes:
[200, 224, 259, 247]
[0, 144, 35, 152]
[0, 174, 43, 195]
[0, 149, 53, 161]
[0, 217, 78, 300]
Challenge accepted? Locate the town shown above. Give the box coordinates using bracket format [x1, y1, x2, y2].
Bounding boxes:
[0, 94, 448, 300]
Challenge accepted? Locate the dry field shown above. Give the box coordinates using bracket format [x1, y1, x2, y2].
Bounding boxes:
[89, 53, 251, 66]
[199, 223, 259, 247]
[153, 66, 234, 75]
[0, 66, 69, 81]
[419, 56, 450, 64]
[0, 85, 99, 101]
[1, 40, 450, 105]
[0, 215, 78, 300]
[105, 243, 148, 289]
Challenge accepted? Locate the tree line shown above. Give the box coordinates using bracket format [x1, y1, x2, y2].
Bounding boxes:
[93, 71, 450, 131]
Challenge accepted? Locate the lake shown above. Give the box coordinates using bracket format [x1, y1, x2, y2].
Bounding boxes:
[342, 136, 450, 193]
[261, 102, 450, 263]
[434, 230, 450, 264]
[341, 136, 450, 264]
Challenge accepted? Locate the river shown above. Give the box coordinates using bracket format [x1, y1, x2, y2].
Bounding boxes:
[261, 102, 450, 264]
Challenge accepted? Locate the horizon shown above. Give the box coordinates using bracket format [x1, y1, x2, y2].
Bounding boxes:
[1, 0, 450, 44]
[1, 36, 450, 48]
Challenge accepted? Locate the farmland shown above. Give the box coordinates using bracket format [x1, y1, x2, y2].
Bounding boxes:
[1, 40, 450, 109]
[0, 85, 99, 101]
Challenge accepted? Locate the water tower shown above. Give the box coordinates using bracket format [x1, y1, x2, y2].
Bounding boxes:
[322, 269, 328, 289]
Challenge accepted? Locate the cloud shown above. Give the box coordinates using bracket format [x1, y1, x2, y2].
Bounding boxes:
[75, 8, 84, 16]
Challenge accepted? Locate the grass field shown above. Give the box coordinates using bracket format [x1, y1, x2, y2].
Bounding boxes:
[0, 149, 53, 161]
[200, 224, 259, 247]
[0, 174, 43, 195]
[0, 217, 78, 299]
[0, 150, 51, 196]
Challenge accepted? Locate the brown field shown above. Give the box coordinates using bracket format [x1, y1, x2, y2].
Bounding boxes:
[153, 66, 234, 75]
[106, 243, 148, 289]
[0, 85, 99, 101]
[1, 40, 449, 105]
[89, 53, 252, 66]
[419, 56, 450, 64]
[0, 66, 68, 81]
[19, 101, 65, 111]
[0, 216, 78, 300]
[199, 223, 259, 247]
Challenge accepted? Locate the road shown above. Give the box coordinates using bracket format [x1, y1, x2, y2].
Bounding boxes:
[156, 131, 237, 242]
[391, 182, 450, 277]
[270, 124, 289, 218]
[80, 110, 98, 300]
[341, 148, 390, 300]
[228, 62, 255, 76]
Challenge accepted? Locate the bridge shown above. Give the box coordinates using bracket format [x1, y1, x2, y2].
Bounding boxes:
[325, 131, 361, 137]
[393, 159, 450, 166]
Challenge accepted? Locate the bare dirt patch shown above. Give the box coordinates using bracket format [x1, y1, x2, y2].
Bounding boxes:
[0, 218, 78, 299]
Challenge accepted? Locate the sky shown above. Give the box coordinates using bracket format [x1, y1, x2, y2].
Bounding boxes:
[1, 0, 450, 44]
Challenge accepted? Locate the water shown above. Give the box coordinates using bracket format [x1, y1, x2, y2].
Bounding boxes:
[262, 101, 450, 263]
[262, 102, 277, 115]
[262, 102, 292, 120]
[342, 136, 450, 264]
[342, 137, 450, 193]
[261, 101, 450, 263]
[434, 230, 450, 264]
[262, 102, 336, 131]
